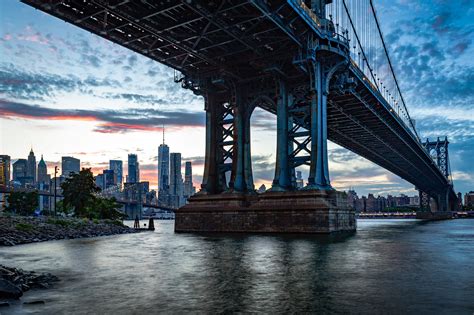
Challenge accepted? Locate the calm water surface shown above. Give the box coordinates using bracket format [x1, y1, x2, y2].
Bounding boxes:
[1, 219, 474, 314]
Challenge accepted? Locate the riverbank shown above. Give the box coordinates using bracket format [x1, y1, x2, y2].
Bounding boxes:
[0, 265, 58, 303]
[0, 216, 140, 246]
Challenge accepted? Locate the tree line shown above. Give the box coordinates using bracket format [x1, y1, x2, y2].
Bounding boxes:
[5, 168, 124, 220]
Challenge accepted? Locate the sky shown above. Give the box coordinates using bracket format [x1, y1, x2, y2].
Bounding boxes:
[0, 0, 473, 196]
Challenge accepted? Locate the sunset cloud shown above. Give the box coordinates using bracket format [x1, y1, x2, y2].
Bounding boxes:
[0, 100, 204, 133]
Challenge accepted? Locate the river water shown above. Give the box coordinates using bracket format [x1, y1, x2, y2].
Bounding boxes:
[1, 219, 474, 314]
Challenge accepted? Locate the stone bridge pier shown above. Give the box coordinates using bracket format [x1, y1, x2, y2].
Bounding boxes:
[175, 59, 356, 234]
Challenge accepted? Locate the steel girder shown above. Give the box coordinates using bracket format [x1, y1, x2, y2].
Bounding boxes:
[21, 0, 455, 199]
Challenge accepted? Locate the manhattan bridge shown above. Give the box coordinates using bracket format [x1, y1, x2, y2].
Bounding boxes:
[22, 0, 458, 233]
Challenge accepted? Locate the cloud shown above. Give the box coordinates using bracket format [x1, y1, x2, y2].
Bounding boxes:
[0, 64, 121, 101]
[0, 99, 205, 133]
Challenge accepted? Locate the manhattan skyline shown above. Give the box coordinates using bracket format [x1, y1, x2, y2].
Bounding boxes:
[1, 0, 473, 195]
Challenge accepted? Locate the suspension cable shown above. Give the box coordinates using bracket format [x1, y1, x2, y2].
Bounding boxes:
[368, 0, 420, 141]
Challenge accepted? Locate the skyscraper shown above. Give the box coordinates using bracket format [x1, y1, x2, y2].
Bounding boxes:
[158, 143, 170, 192]
[295, 171, 304, 189]
[127, 154, 139, 183]
[103, 169, 115, 189]
[169, 153, 183, 208]
[183, 161, 195, 198]
[62, 156, 80, 176]
[13, 159, 30, 186]
[109, 160, 123, 188]
[37, 155, 50, 184]
[27, 148, 36, 183]
[0, 155, 10, 186]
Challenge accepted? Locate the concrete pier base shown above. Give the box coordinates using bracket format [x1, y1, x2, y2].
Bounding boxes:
[175, 190, 356, 233]
[416, 211, 453, 220]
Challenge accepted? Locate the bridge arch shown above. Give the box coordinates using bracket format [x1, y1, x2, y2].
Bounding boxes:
[245, 94, 278, 192]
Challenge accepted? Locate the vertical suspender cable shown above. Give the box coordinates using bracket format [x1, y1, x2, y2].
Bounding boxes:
[368, 0, 420, 141]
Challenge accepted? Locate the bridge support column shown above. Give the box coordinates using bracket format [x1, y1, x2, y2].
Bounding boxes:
[200, 92, 228, 194]
[436, 189, 449, 212]
[229, 87, 253, 192]
[419, 191, 430, 211]
[271, 78, 291, 191]
[307, 61, 331, 189]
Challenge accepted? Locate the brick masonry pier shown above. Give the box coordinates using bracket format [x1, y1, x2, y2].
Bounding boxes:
[175, 190, 356, 234]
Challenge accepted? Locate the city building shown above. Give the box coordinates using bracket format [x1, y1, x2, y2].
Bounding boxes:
[0, 155, 11, 186]
[0, 161, 5, 186]
[169, 153, 184, 208]
[257, 184, 267, 193]
[62, 156, 80, 177]
[127, 154, 139, 183]
[95, 173, 105, 190]
[27, 148, 37, 183]
[409, 195, 420, 206]
[158, 143, 170, 193]
[457, 192, 463, 208]
[37, 155, 50, 184]
[365, 193, 378, 211]
[183, 161, 195, 199]
[95, 169, 116, 191]
[295, 171, 304, 189]
[346, 190, 358, 209]
[12, 159, 32, 187]
[465, 191, 474, 207]
[109, 160, 123, 188]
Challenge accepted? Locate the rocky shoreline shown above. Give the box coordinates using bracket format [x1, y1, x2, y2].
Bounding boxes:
[0, 265, 59, 303]
[0, 216, 140, 246]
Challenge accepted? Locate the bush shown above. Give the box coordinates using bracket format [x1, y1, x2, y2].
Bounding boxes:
[46, 218, 72, 227]
[6, 192, 38, 216]
[15, 223, 34, 232]
[104, 219, 124, 227]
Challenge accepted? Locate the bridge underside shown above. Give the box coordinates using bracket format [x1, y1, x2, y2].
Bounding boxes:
[22, 0, 457, 232]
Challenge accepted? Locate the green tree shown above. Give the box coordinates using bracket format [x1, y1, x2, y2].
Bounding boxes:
[61, 168, 100, 217]
[6, 191, 39, 216]
[86, 197, 125, 220]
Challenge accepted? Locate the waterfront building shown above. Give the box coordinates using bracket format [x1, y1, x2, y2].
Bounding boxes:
[109, 160, 123, 188]
[295, 170, 304, 189]
[62, 156, 80, 177]
[257, 184, 266, 193]
[27, 148, 37, 183]
[396, 194, 410, 206]
[457, 192, 463, 208]
[377, 196, 387, 211]
[355, 196, 366, 212]
[169, 153, 184, 208]
[346, 190, 358, 210]
[0, 161, 5, 186]
[0, 155, 11, 185]
[183, 161, 195, 199]
[465, 191, 474, 207]
[409, 195, 420, 206]
[37, 155, 50, 184]
[365, 194, 378, 211]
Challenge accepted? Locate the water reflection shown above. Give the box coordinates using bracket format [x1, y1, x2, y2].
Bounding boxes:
[1, 219, 474, 314]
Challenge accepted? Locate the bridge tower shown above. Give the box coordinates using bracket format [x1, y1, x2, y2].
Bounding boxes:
[418, 137, 454, 213]
[175, 0, 355, 233]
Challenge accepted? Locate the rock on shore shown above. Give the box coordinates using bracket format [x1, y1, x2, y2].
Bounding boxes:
[0, 265, 59, 300]
[0, 216, 140, 246]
